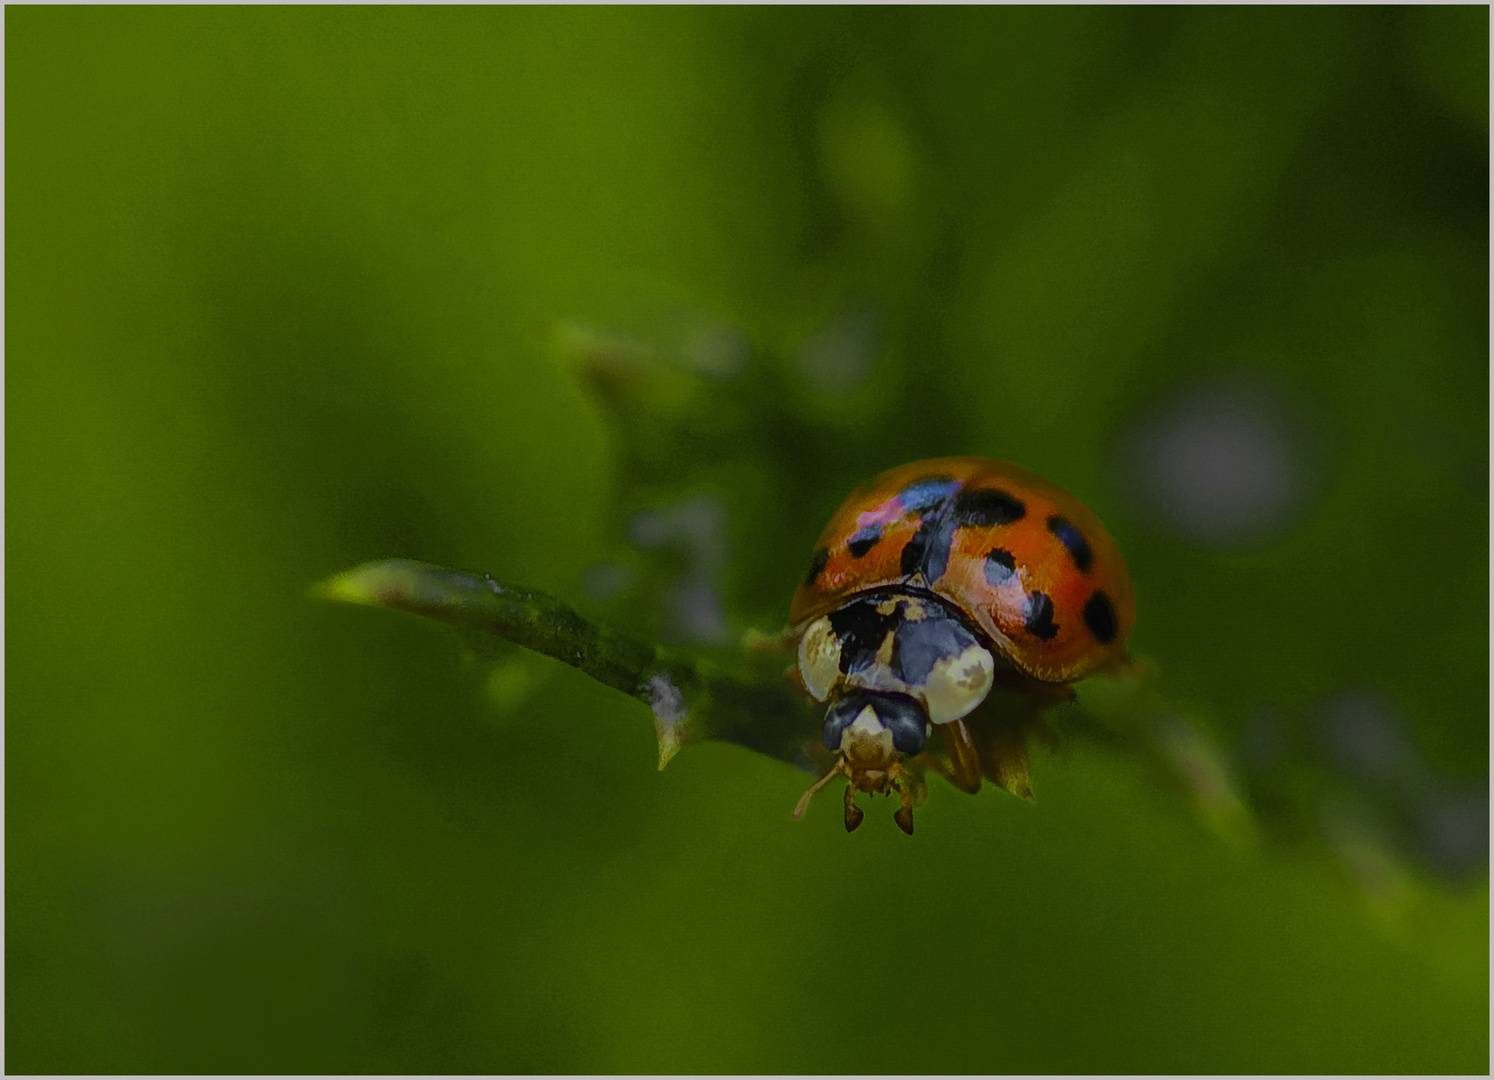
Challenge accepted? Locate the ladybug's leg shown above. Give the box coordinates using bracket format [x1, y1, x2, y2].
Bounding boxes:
[971, 715, 1035, 801]
[742, 626, 800, 655]
[938, 718, 983, 794]
[792, 759, 845, 821]
[843, 782, 865, 832]
[892, 776, 916, 836]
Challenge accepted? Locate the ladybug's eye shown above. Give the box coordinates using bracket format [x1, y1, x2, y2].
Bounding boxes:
[876, 694, 930, 754]
[822, 692, 929, 755]
[821, 695, 862, 750]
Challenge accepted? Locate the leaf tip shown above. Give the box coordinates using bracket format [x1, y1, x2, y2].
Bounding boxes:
[311, 564, 382, 607]
[644, 672, 688, 770]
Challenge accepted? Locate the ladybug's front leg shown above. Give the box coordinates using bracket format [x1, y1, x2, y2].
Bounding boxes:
[938, 718, 983, 794]
[892, 778, 916, 836]
[843, 782, 864, 832]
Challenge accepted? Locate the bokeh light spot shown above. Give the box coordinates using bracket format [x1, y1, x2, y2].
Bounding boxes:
[1121, 375, 1310, 546]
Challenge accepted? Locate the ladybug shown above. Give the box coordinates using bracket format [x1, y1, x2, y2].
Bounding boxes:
[787, 457, 1135, 833]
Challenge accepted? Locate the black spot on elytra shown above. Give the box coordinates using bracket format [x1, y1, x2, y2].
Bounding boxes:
[828, 597, 896, 675]
[899, 521, 928, 577]
[953, 488, 1026, 527]
[984, 548, 1017, 586]
[898, 481, 1025, 585]
[847, 525, 882, 558]
[900, 514, 957, 583]
[897, 477, 960, 514]
[1024, 591, 1059, 640]
[891, 606, 980, 686]
[1083, 590, 1118, 644]
[804, 547, 830, 586]
[1047, 515, 1094, 573]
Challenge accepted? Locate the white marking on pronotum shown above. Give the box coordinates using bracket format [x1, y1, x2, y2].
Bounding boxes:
[923, 641, 995, 724]
[796, 616, 843, 702]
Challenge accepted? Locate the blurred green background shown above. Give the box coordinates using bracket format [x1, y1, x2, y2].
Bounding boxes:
[8, 7, 1488, 1074]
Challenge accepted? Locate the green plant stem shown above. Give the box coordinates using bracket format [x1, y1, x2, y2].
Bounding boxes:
[315, 559, 815, 769]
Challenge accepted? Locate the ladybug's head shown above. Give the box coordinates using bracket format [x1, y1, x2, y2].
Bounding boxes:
[822, 689, 929, 762]
[792, 690, 928, 834]
[791, 591, 997, 835]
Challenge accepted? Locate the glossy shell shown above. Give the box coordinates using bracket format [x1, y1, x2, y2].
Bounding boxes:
[790, 457, 1135, 683]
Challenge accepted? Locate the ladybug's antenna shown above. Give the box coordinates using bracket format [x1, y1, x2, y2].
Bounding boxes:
[792, 759, 846, 821]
